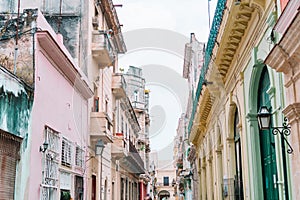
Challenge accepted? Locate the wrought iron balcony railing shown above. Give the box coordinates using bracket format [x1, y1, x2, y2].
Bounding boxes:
[118, 139, 145, 174]
[188, 0, 227, 135]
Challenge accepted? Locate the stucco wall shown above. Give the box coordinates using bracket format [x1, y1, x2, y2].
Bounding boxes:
[0, 66, 33, 199]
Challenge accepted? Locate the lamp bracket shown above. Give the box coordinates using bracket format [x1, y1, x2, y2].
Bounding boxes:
[271, 117, 293, 154]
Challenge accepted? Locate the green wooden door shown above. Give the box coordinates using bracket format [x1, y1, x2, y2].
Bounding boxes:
[258, 67, 279, 200]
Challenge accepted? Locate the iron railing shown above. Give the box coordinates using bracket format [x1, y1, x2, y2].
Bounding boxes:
[129, 140, 145, 170]
[188, 0, 227, 134]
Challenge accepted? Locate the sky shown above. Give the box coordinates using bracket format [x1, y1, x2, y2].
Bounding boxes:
[114, 0, 217, 163]
[114, 0, 217, 42]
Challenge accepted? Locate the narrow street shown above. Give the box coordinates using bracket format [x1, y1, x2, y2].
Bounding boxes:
[0, 0, 299, 200]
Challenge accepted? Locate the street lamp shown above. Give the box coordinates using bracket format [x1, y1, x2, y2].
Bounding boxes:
[39, 141, 49, 153]
[257, 106, 272, 130]
[257, 106, 293, 154]
[95, 139, 105, 200]
[95, 139, 105, 156]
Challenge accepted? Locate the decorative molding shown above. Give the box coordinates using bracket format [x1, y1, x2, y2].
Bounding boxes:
[215, 3, 255, 81]
[282, 103, 300, 125]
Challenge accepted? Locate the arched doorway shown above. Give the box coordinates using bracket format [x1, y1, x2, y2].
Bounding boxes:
[257, 67, 279, 200]
[234, 107, 243, 200]
[158, 190, 170, 200]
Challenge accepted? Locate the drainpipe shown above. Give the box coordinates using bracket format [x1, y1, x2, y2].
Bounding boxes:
[14, 0, 21, 74]
[31, 19, 37, 91]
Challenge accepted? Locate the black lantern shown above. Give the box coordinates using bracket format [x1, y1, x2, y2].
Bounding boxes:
[257, 106, 271, 130]
[39, 141, 49, 152]
[95, 139, 105, 156]
[257, 106, 293, 154]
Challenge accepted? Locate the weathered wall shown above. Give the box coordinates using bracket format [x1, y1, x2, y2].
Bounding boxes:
[41, 0, 82, 66]
[0, 0, 15, 12]
[0, 66, 33, 199]
[0, 9, 36, 87]
[0, 66, 33, 138]
[45, 16, 80, 58]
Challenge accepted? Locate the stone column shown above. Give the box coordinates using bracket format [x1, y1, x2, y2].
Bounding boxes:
[215, 149, 223, 200]
[201, 159, 207, 200]
[207, 156, 213, 200]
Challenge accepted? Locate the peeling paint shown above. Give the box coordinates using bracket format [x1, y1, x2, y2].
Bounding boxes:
[0, 70, 26, 96]
[0, 66, 33, 139]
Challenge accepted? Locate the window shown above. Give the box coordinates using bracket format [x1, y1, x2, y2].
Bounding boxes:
[121, 178, 124, 200]
[105, 99, 108, 113]
[61, 138, 72, 167]
[121, 116, 124, 133]
[41, 126, 60, 200]
[94, 97, 99, 112]
[234, 108, 243, 200]
[163, 177, 169, 186]
[74, 176, 84, 200]
[134, 90, 138, 102]
[75, 146, 84, 168]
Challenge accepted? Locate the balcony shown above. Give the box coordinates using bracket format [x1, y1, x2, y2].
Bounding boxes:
[91, 30, 115, 68]
[119, 140, 145, 174]
[111, 133, 128, 159]
[132, 101, 145, 110]
[112, 73, 127, 99]
[99, 0, 127, 54]
[90, 111, 113, 143]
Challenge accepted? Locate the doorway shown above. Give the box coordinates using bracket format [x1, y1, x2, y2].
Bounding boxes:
[257, 67, 279, 200]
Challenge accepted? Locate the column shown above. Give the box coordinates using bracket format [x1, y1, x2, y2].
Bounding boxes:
[207, 156, 213, 200]
[215, 149, 223, 200]
[201, 158, 207, 200]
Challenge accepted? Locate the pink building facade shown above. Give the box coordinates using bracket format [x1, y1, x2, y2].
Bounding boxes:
[27, 12, 92, 200]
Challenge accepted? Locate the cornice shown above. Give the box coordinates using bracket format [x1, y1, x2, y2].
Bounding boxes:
[189, 88, 214, 146]
[265, 13, 300, 75]
[283, 103, 300, 124]
[36, 31, 93, 99]
[214, 2, 255, 82]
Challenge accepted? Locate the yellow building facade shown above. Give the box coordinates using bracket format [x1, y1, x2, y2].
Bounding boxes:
[188, 0, 294, 199]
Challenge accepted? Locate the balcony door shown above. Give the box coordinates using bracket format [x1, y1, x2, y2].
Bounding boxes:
[92, 175, 96, 200]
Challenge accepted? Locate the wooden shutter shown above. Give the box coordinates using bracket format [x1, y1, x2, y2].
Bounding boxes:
[0, 129, 21, 200]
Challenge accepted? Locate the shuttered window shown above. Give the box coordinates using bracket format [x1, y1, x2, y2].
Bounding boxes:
[75, 146, 84, 168]
[0, 129, 21, 200]
[61, 138, 72, 167]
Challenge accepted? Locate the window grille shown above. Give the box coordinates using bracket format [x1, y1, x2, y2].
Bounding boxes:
[41, 126, 60, 200]
[61, 138, 72, 167]
[75, 146, 84, 168]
